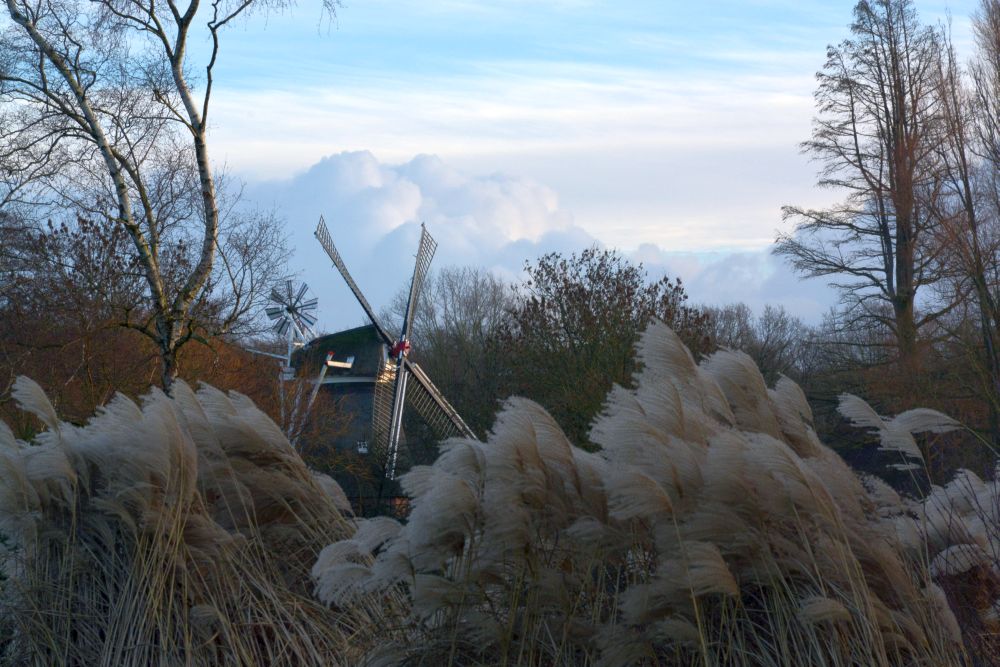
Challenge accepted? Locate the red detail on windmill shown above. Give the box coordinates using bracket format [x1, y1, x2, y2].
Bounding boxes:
[391, 340, 411, 358]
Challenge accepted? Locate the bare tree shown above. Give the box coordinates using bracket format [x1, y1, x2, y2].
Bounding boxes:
[925, 2, 1000, 444]
[706, 303, 810, 384]
[0, 210, 30, 307]
[776, 0, 946, 368]
[0, 0, 317, 390]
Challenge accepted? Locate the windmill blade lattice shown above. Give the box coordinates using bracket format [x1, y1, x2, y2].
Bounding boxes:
[315, 217, 394, 346]
[371, 360, 397, 462]
[401, 225, 437, 339]
[384, 223, 441, 478]
[370, 359, 472, 459]
[403, 359, 473, 439]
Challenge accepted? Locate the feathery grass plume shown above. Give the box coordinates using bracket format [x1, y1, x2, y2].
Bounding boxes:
[11, 377, 62, 433]
[925, 583, 965, 645]
[836, 393, 1000, 662]
[769, 375, 822, 458]
[314, 398, 620, 664]
[0, 420, 16, 447]
[874, 458, 1000, 661]
[930, 544, 992, 577]
[797, 596, 852, 626]
[940, 469, 988, 516]
[838, 394, 960, 464]
[0, 377, 391, 666]
[703, 348, 782, 439]
[311, 319, 970, 666]
[313, 470, 353, 512]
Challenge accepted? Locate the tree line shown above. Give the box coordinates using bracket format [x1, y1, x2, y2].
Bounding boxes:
[3, 0, 1000, 484]
[778, 0, 1000, 449]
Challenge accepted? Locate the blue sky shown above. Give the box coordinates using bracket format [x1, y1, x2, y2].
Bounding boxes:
[201, 0, 980, 331]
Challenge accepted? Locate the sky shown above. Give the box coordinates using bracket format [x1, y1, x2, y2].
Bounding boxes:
[201, 0, 980, 332]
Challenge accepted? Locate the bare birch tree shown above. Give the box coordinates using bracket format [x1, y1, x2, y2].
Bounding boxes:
[0, 0, 319, 390]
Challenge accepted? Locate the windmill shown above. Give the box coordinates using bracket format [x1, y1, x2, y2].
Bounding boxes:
[315, 216, 475, 479]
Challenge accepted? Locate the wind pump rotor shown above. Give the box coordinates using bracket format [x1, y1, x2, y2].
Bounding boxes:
[266, 279, 318, 342]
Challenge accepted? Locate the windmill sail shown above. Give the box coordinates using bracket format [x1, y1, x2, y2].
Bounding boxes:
[267, 280, 318, 340]
[315, 217, 394, 346]
[385, 224, 439, 478]
[404, 359, 475, 439]
[297, 300, 319, 328]
[375, 358, 474, 478]
[371, 360, 397, 462]
[402, 225, 437, 338]
[385, 366, 411, 479]
[316, 216, 476, 480]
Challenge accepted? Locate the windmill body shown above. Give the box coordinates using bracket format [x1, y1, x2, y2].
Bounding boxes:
[314, 217, 475, 480]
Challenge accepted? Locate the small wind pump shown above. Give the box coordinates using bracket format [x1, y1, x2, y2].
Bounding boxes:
[315, 216, 475, 479]
[265, 280, 319, 378]
[252, 280, 335, 443]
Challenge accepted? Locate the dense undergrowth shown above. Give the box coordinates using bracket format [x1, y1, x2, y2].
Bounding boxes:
[2, 321, 999, 665]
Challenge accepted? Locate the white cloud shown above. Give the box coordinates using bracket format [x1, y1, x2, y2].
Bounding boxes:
[631, 243, 837, 323]
[249, 151, 590, 330]
[248, 151, 837, 332]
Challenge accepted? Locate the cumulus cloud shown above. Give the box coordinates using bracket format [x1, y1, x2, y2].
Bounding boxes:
[631, 243, 837, 323]
[249, 151, 591, 330]
[247, 151, 837, 332]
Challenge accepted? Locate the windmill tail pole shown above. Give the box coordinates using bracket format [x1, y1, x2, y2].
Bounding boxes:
[281, 320, 295, 434]
[279, 370, 287, 431]
[305, 354, 333, 415]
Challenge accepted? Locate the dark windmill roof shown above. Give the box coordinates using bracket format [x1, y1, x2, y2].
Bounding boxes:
[294, 324, 386, 378]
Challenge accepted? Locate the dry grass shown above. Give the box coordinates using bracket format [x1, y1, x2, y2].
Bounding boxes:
[860, 440, 1000, 661]
[314, 321, 973, 666]
[0, 379, 392, 666]
[3, 320, 997, 665]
